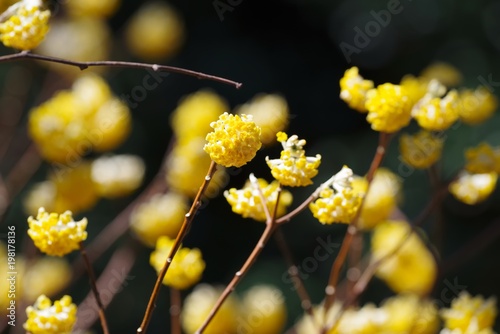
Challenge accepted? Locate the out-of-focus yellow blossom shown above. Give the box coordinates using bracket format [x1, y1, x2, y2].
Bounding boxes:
[351, 168, 402, 230]
[171, 90, 229, 140]
[266, 132, 321, 187]
[24, 295, 77, 334]
[380, 294, 439, 334]
[239, 285, 286, 334]
[224, 175, 293, 222]
[181, 284, 240, 334]
[166, 137, 228, 198]
[310, 166, 362, 224]
[130, 192, 187, 247]
[339, 67, 374, 113]
[400, 75, 429, 106]
[150, 236, 205, 290]
[236, 93, 289, 145]
[449, 171, 497, 205]
[465, 142, 500, 174]
[412, 81, 460, 131]
[400, 130, 444, 169]
[420, 62, 463, 87]
[458, 87, 498, 125]
[365, 83, 413, 133]
[27, 207, 88, 257]
[91, 97, 131, 152]
[23, 180, 56, 215]
[204, 112, 262, 167]
[296, 303, 343, 334]
[36, 17, 111, 77]
[125, 2, 184, 61]
[335, 304, 386, 333]
[0, 0, 50, 50]
[440, 292, 497, 334]
[1, 242, 26, 310]
[371, 220, 437, 296]
[23, 257, 71, 303]
[66, 0, 121, 18]
[91, 154, 145, 198]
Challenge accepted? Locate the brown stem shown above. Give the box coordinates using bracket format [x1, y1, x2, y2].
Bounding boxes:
[137, 161, 217, 334]
[170, 288, 182, 334]
[79, 242, 110, 334]
[0, 51, 242, 88]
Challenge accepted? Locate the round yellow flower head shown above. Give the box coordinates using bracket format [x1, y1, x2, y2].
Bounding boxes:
[150, 236, 205, 290]
[65, 0, 121, 18]
[181, 284, 240, 334]
[24, 295, 77, 334]
[204, 112, 262, 167]
[236, 93, 289, 145]
[420, 62, 463, 87]
[23, 257, 71, 303]
[339, 66, 374, 113]
[441, 292, 497, 334]
[240, 285, 287, 334]
[379, 294, 439, 334]
[91, 154, 145, 198]
[171, 90, 229, 140]
[309, 166, 362, 224]
[0, 0, 50, 50]
[465, 142, 500, 174]
[458, 87, 498, 125]
[399, 130, 444, 169]
[27, 207, 88, 257]
[351, 168, 402, 230]
[224, 174, 293, 222]
[130, 192, 187, 247]
[125, 1, 184, 61]
[266, 132, 321, 187]
[449, 171, 498, 205]
[371, 220, 437, 296]
[365, 83, 413, 133]
[400, 74, 429, 106]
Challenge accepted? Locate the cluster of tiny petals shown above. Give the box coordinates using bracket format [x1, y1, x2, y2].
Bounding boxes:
[458, 87, 498, 125]
[204, 112, 262, 167]
[0, 1, 50, 50]
[23, 295, 77, 334]
[400, 130, 444, 169]
[27, 207, 87, 256]
[339, 66, 374, 113]
[449, 171, 498, 205]
[465, 142, 500, 174]
[365, 83, 413, 133]
[266, 132, 321, 187]
[412, 89, 460, 131]
[224, 175, 293, 222]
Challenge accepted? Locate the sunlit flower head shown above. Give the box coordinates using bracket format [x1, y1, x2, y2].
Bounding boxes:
[23, 295, 77, 334]
[449, 171, 498, 205]
[339, 66, 374, 113]
[400, 130, 444, 169]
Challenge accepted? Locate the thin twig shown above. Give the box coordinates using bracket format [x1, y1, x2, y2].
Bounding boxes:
[170, 288, 182, 334]
[137, 161, 218, 334]
[0, 51, 242, 88]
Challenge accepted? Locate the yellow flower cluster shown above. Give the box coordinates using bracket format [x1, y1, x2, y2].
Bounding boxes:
[266, 132, 321, 187]
[400, 130, 444, 169]
[65, 0, 121, 18]
[339, 66, 374, 112]
[204, 112, 262, 167]
[400, 75, 429, 105]
[412, 86, 460, 131]
[130, 192, 187, 247]
[371, 220, 436, 295]
[0, 1, 50, 50]
[24, 295, 77, 334]
[27, 207, 88, 256]
[440, 292, 497, 334]
[465, 142, 500, 174]
[449, 171, 498, 205]
[224, 175, 293, 222]
[458, 87, 498, 125]
[29, 74, 131, 163]
[235, 93, 289, 145]
[309, 166, 362, 224]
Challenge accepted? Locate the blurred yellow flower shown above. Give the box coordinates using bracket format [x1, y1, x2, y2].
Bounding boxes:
[204, 112, 262, 167]
[23, 257, 71, 303]
[339, 66, 374, 113]
[65, 0, 121, 18]
[458, 87, 498, 125]
[400, 74, 429, 106]
[420, 62, 463, 87]
[335, 304, 385, 333]
[266, 132, 321, 187]
[23, 180, 57, 215]
[150, 236, 205, 290]
[449, 171, 497, 205]
[400, 130, 444, 169]
[24, 295, 77, 334]
[27, 208, 88, 257]
[465, 142, 500, 174]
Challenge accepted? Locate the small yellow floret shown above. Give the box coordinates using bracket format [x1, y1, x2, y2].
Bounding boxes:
[412, 89, 460, 131]
[204, 112, 262, 167]
[465, 142, 500, 174]
[27, 208, 87, 257]
[365, 83, 413, 133]
[0, 2, 50, 50]
[266, 132, 321, 187]
[400, 130, 444, 169]
[339, 67, 374, 113]
[449, 171, 497, 205]
[150, 236, 205, 290]
[240, 285, 287, 334]
[458, 87, 498, 125]
[23, 295, 77, 334]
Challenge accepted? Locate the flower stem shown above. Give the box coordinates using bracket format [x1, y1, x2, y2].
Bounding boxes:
[137, 161, 217, 334]
[170, 288, 182, 334]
